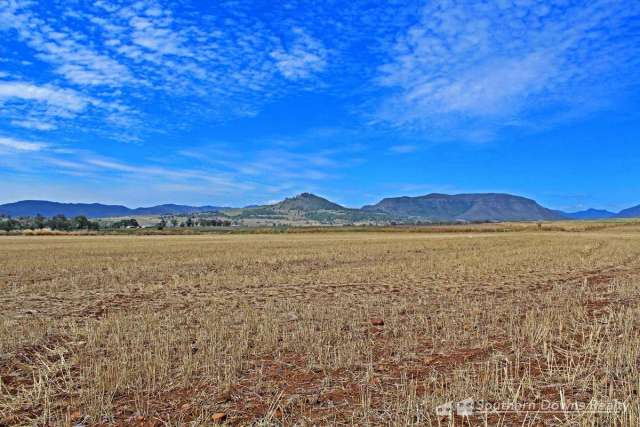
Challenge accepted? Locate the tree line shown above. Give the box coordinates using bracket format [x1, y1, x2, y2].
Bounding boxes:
[0, 214, 101, 231]
[0, 214, 234, 232]
[157, 217, 232, 229]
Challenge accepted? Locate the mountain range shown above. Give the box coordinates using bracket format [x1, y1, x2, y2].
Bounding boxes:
[0, 193, 638, 222]
[562, 208, 617, 220]
[0, 200, 228, 218]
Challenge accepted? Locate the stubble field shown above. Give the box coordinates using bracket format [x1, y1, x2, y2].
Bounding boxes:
[1, 228, 640, 426]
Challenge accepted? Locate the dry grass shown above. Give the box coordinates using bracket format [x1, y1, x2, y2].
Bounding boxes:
[1, 230, 640, 426]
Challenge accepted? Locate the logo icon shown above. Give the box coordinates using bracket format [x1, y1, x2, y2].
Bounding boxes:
[436, 398, 476, 417]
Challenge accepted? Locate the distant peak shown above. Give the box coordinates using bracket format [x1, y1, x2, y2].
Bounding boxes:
[274, 193, 345, 211]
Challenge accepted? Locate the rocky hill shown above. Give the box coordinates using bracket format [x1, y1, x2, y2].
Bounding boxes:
[272, 193, 347, 212]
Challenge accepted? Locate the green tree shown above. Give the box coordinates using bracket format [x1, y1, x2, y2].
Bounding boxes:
[48, 215, 72, 231]
[111, 218, 140, 229]
[34, 214, 46, 229]
[0, 219, 14, 232]
[73, 215, 91, 230]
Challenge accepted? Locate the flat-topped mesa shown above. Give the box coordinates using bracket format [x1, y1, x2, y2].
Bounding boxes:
[362, 193, 564, 221]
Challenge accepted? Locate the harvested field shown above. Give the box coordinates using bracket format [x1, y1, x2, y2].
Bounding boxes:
[1, 230, 640, 426]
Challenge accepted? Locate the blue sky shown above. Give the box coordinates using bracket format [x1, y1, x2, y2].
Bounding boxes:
[1, 0, 639, 211]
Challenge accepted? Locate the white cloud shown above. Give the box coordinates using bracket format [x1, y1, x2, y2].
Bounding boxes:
[83, 156, 254, 192]
[271, 28, 327, 80]
[5, 7, 135, 87]
[129, 15, 191, 57]
[3, 0, 636, 152]
[376, 0, 640, 137]
[0, 81, 88, 111]
[0, 0, 343, 135]
[400, 52, 554, 117]
[10, 119, 57, 131]
[0, 81, 122, 132]
[1, 142, 256, 199]
[178, 138, 365, 191]
[0, 136, 46, 151]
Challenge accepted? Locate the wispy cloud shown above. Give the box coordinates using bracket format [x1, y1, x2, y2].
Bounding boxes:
[1, 2, 135, 87]
[271, 28, 327, 80]
[0, 81, 89, 112]
[81, 156, 254, 192]
[179, 145, 351, 183]
[0, 80, 129, 135]
[389, 144, 417, 154]
[175, 133, 368, 201]
[375, 0, 640, 139]
[4, 0, 637, 144]
[10, 119, 57, 131]
[0, 0, 345, 138]
[1, 140, 255, 199]
[0, 136, 46, 151]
